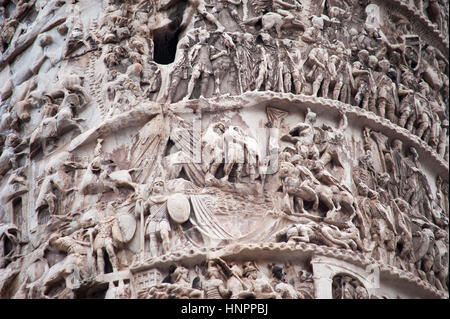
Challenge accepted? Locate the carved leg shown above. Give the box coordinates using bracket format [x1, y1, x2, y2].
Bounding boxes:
[209, 161, 221, 178]
[398, 109, 411, 127]
[160, 229, 170, 254]
[405, 115, 416, 132]
[293, 76, 302, 94]
[294, 197, 305, 214]
[377, 99, 386, 119]
[368, 94, 377, 114]
[214, 70, 221, 95]
[333, 80, 343, 101]
[106, 243, 119, 273]
[321, 78, 330, 99]
[96, 248, 105, 275]
[422, 127, 431, 143]
[184, 69, 201, 101]
[149, 233, 158, 257]
[222, 162, 233, 181]
[199, 74, 210, 98]
[283, 72, 292, 93]
[312, 74, 323, 97]
[415, 123, 429, 139]
[386, 102, 396, 124]
[235, 163, 244, 182]
[354, 89, 363, 108]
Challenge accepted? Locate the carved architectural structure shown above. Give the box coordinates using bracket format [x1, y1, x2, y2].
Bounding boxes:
[0, 0, 448, 299]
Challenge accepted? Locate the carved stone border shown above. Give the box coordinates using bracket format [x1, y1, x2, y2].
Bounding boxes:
[170, 92, 449, 181]
[374, 0, 449, 56]
[129, 242, 448, 299]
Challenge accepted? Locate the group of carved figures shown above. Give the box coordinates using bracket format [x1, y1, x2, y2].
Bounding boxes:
[138, 260, 315, 300]
[200, 122, 263, 183]
[3, 0, 447, 163]
[141, 0, 448, 161]
[272, 108, 448, 292]
[403, 0, 448, 35]
[0, 0, 449, 299]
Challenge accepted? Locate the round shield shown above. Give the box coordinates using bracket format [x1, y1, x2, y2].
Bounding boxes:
[167, 193, 191, 224]
[112, 213, 137, 243]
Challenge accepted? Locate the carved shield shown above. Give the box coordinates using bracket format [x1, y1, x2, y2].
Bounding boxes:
[113, 213, 136, 244]
[167, 193, 190, 224]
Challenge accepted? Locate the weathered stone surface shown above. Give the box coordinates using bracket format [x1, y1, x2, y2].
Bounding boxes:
[0, 0, 448, 299]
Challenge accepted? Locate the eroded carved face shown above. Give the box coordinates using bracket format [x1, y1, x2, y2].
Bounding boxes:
[305, 112, 316, 124]
[152, 180, 165, 194]
[214, 123, 225, 134]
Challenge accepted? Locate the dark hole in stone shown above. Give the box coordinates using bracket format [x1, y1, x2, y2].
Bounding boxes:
[153, 0, 187, 65]
[317, 201, 329, 217]
[213, 163, 225, 180]
[164, 138, 176, 156]
[395, 242, 403, 256]
[12, 197, 22, 227]
[38, 208, 51, 225]
[4, 236, 13, 256]
[192, 277, 201, 290]
[162, 274, 172, 283]
[272, 265, 284, 280]
[178, 166, 190, 181]
[303, 200, 315, 211]
[103, 250, 113, 274]
[276, 232, 287, 243]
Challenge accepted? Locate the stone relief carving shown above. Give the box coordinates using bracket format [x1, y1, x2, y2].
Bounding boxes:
[0, 0, 448, 299]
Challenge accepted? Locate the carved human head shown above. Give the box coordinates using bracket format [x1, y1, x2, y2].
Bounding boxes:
[395, 198, 409, 211]
[378, 59, 390, 72]
[243, 262, 258, 279]
[48, 233, 61, 246]
[282, 39, 292, 48]
[419, 81, 430, 95]
[279, 151, 292, 163]
[152, 178, 165, 194]
[408, 147, 419, 160]
[279, 161, 295, 177]
[260, 33, 271, 44]
[352, 61, 363, 70]
[206, 261, 221, 279]
[198, 29, 209, 43]
[299, 270, 312, 282]
[290, 155, 302, 166]
[305, 108, 316, 125]
[391, 139, 402, 151]
[357, 183, 370, 196]
[434, 229, 447, 240]
[5, 132, 20, 148]
[213, 122, 225, 134]
[38, 34, 53, 47]
[330, 55, 339, 65]
[357, 50, 369, 64]
[437, 59, 447, 73]
[63, 93, 80, 108]
[368, 55, 378, 69]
